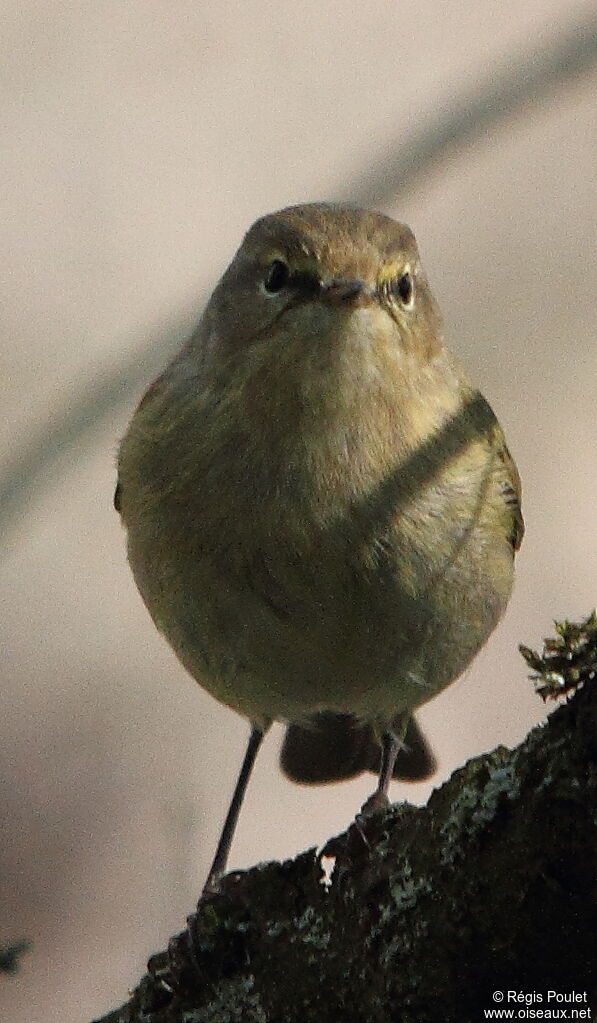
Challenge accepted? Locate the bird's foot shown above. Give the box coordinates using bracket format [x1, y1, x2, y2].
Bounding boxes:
[349, 789, 391, 851]
[358, 789, 390, 819]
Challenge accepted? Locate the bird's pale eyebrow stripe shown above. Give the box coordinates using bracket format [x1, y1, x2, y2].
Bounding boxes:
[378, 261, 411, 284]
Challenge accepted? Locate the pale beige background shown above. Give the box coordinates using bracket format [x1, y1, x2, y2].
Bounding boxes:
[1, 2, 595, 1021]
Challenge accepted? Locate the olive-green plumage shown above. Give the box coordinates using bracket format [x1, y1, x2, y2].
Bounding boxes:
[116, 203, 523, 885]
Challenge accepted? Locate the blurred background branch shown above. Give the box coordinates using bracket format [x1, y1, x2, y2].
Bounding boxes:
[0, 941, 30, 976]
[347, 15, 597, 207]
[1, 11, 596, 544]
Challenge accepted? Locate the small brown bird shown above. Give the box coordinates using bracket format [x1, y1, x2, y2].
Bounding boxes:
[116, 203, 523, 894]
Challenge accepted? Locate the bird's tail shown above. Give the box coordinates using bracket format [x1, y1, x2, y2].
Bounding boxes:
[280, 712, 436, 784]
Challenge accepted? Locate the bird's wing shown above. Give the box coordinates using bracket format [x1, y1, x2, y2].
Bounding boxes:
[462, 390, 524, 553]
[491, 426, 524, 552]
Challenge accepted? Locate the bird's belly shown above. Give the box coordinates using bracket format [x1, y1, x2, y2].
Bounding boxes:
[127, 518, 513, 725]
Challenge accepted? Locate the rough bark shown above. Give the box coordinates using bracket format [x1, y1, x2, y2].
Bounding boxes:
[93, 666, 596, 1023]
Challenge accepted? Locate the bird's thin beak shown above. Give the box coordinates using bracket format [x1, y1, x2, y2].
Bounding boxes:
[320, 278, 372, 307]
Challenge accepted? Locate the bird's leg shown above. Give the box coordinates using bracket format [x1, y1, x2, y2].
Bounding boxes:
[200, 722, 268, 900]
[185, 724, 269, 978]
[359, 716, 409, 817]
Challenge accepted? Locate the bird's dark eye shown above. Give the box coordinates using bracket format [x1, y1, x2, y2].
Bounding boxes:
[263, 259, 290, 294]
[391, 272, 414, 307]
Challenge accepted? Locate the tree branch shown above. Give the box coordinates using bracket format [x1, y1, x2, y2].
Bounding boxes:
[92, 633, 596, 1022]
